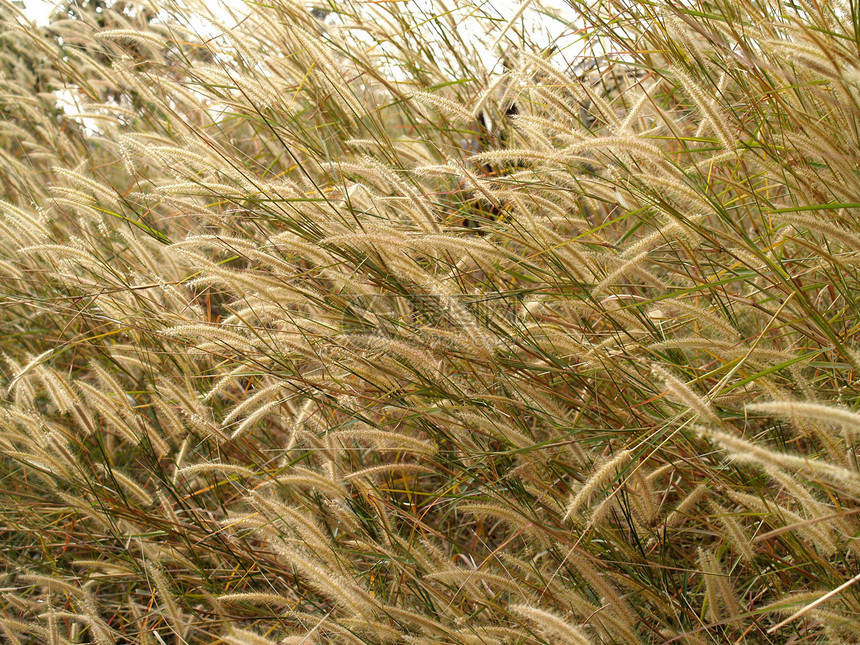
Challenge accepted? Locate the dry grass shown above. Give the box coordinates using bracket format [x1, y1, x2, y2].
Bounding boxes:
[1, 0, 860, 642]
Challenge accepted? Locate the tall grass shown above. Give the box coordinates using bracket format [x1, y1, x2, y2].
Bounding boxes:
[1, 0, 860, 641]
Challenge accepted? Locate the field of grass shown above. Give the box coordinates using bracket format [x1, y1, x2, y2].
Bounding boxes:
[2, 0, 860, 642]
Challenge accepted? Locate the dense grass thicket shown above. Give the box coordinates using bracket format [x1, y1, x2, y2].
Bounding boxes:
[3, 0, 860, 641]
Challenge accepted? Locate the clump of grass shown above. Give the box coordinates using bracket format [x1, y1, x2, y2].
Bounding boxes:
[2, 0, 860, 641]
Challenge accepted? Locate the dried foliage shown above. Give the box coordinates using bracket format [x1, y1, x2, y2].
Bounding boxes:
[2, 0, 860, 642]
